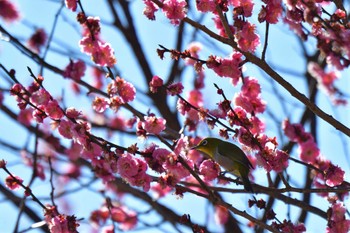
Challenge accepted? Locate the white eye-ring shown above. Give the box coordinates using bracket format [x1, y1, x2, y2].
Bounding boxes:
[201, 140, 208, 146]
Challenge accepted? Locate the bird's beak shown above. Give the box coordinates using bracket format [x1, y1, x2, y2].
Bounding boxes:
[190, 145, 198, 150]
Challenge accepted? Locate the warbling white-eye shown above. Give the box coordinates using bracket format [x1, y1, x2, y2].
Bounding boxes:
[192, 137, 254, 192]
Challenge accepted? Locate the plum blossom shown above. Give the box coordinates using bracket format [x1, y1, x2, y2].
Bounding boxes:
[63, 60, 86, 80]
[162, 0, 187, 25]
[214, 206, 229, 225]
[167, 82, 184, 95]
[44, 100, 64, 120]
[234, 77, 266, 114]
[107, 77, 136, 103]
[44, 205, 79, 233]
[5, 175, 23, 190]
[143, 0, 159, 20]
[27, 28, 47, 53]
[65, 0, 77, 11]
[117, 153, 152, 191]
[199, 159, 220, 182]
[149, 75, 163, 93]
[92, 97, 109, 113]
[196, 0, 216, 13]
[142, 115, 166, 135]
[206, 52, 242, 85]
[298, 140, 320, 163]
[324, 164, 345, 187]
[326, 202, 350, 233]
[0, 0, 20, 23]
[236, 22, 260, 52]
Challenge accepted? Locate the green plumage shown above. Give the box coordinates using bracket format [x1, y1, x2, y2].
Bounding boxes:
[193, 137, 254, 192]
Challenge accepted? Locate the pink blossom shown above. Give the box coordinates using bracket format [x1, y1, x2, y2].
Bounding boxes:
[272, 150, 289, 173]
[196, 0, 216, 13]
[32, 106, 47, 123]
[65, 0, 77, 11]
[173, 135, 189, 156]
[64, 142, 83, 161]
[249, 116, 265, 134]
[324, 164, 345, 187]
[234, 92, 266, 114]
[279, 221, 306, 233]
[66, 107, 81, 119]
[151, 183, 173, 198]
[45, 207, 79, 233]
[212, 16, 235, 38]
[326, 202, 350, 233]
[162, 0, 187, 25]
[298, 140, 319, 163]
[185, 42, 202, 65]
[0, 159, 6, 169]
[259, 1, 283, 24]
[79, 36, 99, 55]
[27, 28, 47, 53]
[45, 100, 64, 120]
[17, 108, 33, 126]
[214, 206, 229, 225]
[199, 160, 220, 182]
[92, 96, 109, 113]
[108, 116, 126, 131]
[82, 17, 101, 36]
[5, 175, 23, 190]
[129, 171, 152, 192]
[235, 0, 254, 17]
[187, 90, 203, 107]
[92, 42, 117, 67]
[176, 98, 191, 115]
[167, 82, 184, 96]
[241, 77, 261, 98]
[143, 0, 159, 20]
[109, 96, 124, 112]
[101, 225, 114, 233]
[108, 77, 136, 103]
[91, 67, 105, 89]
[117, 207, 137, 231]
[117, 153, 139, 179]
[150, 147, 171, 173]
[236, 22, 260, 52]
[143, 115, 166, 134]
[58, 119, 75, 139]
[256, 148, 288, 173]
[30, 89, 51, 106]
[0, 0, 20, 23]
[63, 60, 86, 80]
[164, 155, 192, 180]
[149, 75, 164, 93]
[207, 53, 242, 85]
[79, 36, 116, 67]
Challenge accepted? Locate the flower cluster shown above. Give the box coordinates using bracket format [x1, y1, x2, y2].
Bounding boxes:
[44, 205, 79, 233]
[117, 153, 152, 191]
[90, 205, 137, 231]
[206, 52, 243, 86]
[326, 202, 350, 233]
[27, 28, 47, 53]
[0, 0, 20, 23]
[283, 119, 345, 189]
[308, 62, 346, 105]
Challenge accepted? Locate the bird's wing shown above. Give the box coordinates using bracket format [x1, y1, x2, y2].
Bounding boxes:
[217, 141, 253, 169]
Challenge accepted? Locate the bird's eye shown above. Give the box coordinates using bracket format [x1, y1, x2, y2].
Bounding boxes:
[201, 140, 207, 146]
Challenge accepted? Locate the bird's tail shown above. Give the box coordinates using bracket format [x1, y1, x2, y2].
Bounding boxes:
[241, 174, 254, 193]
[238, 166, 254, 193]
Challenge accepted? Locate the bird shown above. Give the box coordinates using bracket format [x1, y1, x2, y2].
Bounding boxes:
[192, 137, 254, 192]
